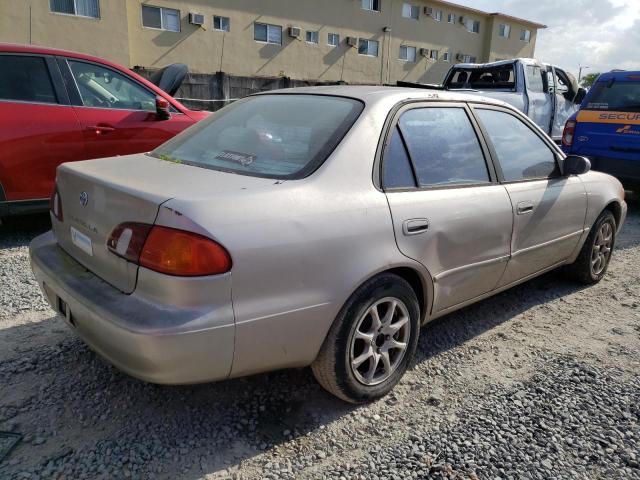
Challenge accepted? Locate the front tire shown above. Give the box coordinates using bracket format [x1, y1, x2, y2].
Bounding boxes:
[311, 273, 420, 403]
[566, 210, 616, 284]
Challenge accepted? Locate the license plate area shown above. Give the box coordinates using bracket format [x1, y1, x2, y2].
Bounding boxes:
[70, 226, 93, 256]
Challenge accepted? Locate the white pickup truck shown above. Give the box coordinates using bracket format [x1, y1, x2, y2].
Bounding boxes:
[401, 58, 586, 142]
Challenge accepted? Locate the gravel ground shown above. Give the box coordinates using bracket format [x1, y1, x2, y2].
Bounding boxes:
[0, 197, 639, 480]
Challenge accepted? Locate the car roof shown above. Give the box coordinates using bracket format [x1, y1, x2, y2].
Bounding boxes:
[0, 43, 119, 65]
[257, 85, 516, 109]
[596, 70, 640, 82]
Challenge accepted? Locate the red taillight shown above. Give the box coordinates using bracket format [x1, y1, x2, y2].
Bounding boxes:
[107, 222, 152, 263]
[50, 187, 63, 221]
[107, 223, 232, 277]
[562, 120, 576, 147]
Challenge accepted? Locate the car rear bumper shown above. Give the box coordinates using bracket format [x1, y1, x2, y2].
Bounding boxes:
[29, 231, 235, 384]
[587, 156, 640, 187]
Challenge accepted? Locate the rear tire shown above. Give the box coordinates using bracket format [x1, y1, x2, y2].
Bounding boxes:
[566, 210, 616, 284]
[311, 273, 420, 403]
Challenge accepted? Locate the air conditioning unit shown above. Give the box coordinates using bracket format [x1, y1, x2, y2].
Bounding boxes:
[288, 26, 301, 38]
[346, 36, 358, 47]
[459, 15, 466, 24]
[188, 13, 205, 25]
[424, 6, 433, 16]
[456, 53, 464, 61]
[419, 48, 430, 57]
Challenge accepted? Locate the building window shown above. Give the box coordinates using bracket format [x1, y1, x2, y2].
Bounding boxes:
[399, 45, 416, 62]
[141, 5, 180, 32]
[462, 54, 477, 63]
[254, 22, 282, 45]
[443, 52, 451, 62]
[466, 19, 480, 33]
[498, 24, 510, 38]
[521, 29, 532, 42]
[50, 0, 100, 19]
[447, 13, 455, 23]
[362, 0, 381, 12]
[402, 3, 419, 20]
[306, 31, 318, 44]
[213, 15, 230, 32]
[328, 33, 340, 46]
[358, 39, 379, 57]
[430, 49, 438, 60]
[433, 10, 443, 21]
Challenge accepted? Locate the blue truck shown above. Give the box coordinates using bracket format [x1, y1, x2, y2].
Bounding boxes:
[562, 70, 640, 190]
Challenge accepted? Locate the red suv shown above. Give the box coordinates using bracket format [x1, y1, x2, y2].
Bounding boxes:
[0, 44, 208, 219]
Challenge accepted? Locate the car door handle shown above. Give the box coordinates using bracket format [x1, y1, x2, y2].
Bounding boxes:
[86, 125, 116, 135]
[402, 218, 429, 235]
[516, 201, 535, 215]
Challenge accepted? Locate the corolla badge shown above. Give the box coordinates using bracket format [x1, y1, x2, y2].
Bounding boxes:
[79, 191, 89, 207]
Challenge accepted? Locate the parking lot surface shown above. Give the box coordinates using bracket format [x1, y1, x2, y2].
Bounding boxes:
[1, 198, 639, 480]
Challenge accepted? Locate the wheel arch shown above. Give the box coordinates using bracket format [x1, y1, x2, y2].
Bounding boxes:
[603, 200, 622, 228]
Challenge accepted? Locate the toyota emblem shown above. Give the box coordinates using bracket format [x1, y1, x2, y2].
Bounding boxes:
[79, 191, 89, 207]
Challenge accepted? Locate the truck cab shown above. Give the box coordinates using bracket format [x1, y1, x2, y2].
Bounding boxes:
[562, 71, 640, 190]
[442, 58, 586, 142]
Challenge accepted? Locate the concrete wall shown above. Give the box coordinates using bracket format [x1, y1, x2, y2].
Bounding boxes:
[0, 0, 131, 65]
[0, 0, 542, 85]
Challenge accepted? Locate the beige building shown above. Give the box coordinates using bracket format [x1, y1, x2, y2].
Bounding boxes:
[0, 0, 545, 84]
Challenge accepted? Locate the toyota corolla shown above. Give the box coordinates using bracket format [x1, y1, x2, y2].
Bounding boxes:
[30, 87, 627, 403]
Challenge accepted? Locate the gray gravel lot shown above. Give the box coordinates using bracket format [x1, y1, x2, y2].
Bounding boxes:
[0, 198, 639, 480]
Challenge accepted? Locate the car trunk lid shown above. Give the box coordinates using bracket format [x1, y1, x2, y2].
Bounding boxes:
[53, 153, 277, 293]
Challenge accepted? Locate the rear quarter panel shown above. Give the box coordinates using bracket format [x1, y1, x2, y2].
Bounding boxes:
[155, 100, 430, 378]
[577, 171, 626, 235]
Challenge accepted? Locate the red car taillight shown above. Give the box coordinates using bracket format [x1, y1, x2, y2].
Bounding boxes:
[107, 223, 232, 277]
[50, 187, 63, 221]
[562, 120, 576, 148]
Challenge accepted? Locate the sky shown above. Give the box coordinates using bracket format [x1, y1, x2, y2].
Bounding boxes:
[455, 0, 640, 78]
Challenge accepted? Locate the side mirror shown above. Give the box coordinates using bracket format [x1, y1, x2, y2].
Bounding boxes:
[564, 155, 591, 175]
[574, 87, 587, 105]
[155, 96, 171, 120]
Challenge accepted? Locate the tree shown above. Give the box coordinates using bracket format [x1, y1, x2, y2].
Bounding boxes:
[580, 72, 601, 88]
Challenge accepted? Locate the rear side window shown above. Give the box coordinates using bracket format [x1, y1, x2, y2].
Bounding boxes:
[476, 109, 557, 181]
[585, 80, 640, 112]
[383, 127, 416, 189]
[0, 55, 57, 104]
[151, 95, 364, 179]
[398, 107, 489, 187]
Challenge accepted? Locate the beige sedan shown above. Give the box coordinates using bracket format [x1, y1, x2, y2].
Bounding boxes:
[30, 87, 626, 403]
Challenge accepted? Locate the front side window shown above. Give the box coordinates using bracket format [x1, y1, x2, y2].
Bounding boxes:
[402, 3, 419, 19]
[141, 5, 180, 32]
[499, 24, 511, 38]
[521, 29, 531, 42]
[358, 39, 379, 57]
[306, 31, 318, 44]
[328, 33, 340, 46]
[525, 65, 545, 93]
[399, 107, 489, 187]
[0, 55, 58, 104]
[213, 15, 230, 32]
[399, 45, 416, 62]
[254, 22, 282, 45]
[50, 0, 100, 19]
[476, 109, 557, 181]
[151, 95, 364, 179]
[362, 0, 381, 12]
[68, 60, 156, 111]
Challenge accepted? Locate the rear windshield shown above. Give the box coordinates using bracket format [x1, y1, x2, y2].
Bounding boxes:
[585, 80, 640, 111]
[447, 64, 516, 90]
[151, 94, 364, 179]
